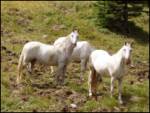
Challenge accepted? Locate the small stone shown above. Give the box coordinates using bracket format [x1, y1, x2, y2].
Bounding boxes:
[113, 106, 120, 111]
[130, 64, 135, 68]
[70, 103, 77, 109]
[42, 35, 48, 39]
[130, 96, 143, 102]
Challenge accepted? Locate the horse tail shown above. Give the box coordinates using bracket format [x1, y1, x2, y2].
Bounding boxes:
[90, 66, 96, 79]
[89, 56, 97, 84]
[17, 52, 24, 84]
[87, 45, 95, 64]
[90, 46, 95, 53]
[88, 61, 97, 100]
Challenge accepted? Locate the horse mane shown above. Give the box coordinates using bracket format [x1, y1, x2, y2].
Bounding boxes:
[112, 46, 124, 57]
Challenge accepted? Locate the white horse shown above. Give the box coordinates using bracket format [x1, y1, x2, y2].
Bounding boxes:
[88, 42, 133, 104]
[17, 29, 79, 85]
[52, 40, 95, 80]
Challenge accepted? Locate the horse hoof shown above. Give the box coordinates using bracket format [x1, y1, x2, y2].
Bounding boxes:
[89, 92, 92, 97]
[81, 79, 84, 82]
[119, 100, 123, 105]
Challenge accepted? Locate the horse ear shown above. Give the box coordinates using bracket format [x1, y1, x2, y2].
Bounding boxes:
[130, 41, 134, 47]
[72, 26, 78, 32]
[124, 41, 127, 45]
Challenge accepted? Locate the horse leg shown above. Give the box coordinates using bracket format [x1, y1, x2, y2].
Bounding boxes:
[59, 64, 67, 85]
[80, 59, 87, 81]
[92, 72, 98, 100]
[55, 65, 61, 84]
[30, 59, 36, 72]
[97, 73, 102, 83]
[50, 66, 54, 74]
[62, 64, 67, 85]
[88, 69, 93, 97]
[88, 66, 97, 100]
[27, 59, 36, 73]
[118, 78, 123, 104]
[110, 76, 115, 98]
[55, 63, 65, 85]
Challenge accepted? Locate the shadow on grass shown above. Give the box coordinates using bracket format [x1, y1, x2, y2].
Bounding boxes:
[106, 20, 149, 45]
[122, 93, 132, 105]
[31, 82, 56, 89]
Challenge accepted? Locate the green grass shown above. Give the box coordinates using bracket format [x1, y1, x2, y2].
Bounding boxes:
[80, 100, 100, 111]
[1, 1, 149, 112]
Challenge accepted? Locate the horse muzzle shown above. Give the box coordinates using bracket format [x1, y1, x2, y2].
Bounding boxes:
[125, 59, 131, 65]
[73, 43, 77, 47]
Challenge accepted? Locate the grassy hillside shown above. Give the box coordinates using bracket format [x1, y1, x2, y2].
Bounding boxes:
[1, 1, 149, 112]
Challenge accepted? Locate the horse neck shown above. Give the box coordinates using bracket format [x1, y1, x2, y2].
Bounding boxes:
[67, 33, 72, 39]
[61, 35, 75, 57]
[112, 47, 125, 66]
[67, 38, 75, 53]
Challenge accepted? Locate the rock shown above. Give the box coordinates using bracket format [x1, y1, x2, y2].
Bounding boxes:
[113, 106, 120, 111]
[130, 64, 135, 68]
[70, 103, 77, 109]
[55, 89, 65, 96]
[137, 77, 144, 82]
[130, 96, 143, 102]
[42, 35, 48, 39]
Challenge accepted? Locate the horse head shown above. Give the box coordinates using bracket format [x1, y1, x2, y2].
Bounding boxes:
[70, 28, 79, 45]
[122, 41, 133, 65]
